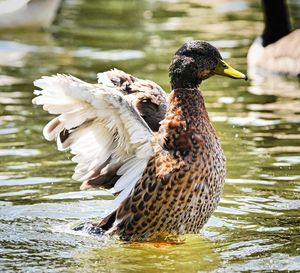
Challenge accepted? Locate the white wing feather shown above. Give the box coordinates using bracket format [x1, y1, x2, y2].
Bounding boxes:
[33, 74, 154, 214]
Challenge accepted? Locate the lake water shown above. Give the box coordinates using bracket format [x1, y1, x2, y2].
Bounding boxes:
[0, 0, 300, 272]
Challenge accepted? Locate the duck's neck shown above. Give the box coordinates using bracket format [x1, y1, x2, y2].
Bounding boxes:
[262, 0, 291, 47]
[158, 88, 214, 157]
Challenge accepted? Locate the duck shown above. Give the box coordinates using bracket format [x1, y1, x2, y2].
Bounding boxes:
[247, 0, 300, 78]
[33, 41, 247, 241]
[0, 0, 62, 29]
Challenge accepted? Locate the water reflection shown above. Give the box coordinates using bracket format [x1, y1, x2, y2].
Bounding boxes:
[73, 236, 221, 273]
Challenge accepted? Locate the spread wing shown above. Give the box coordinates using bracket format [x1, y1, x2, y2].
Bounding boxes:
[97, 69, 168, 131]
[33, 74, 155, 213]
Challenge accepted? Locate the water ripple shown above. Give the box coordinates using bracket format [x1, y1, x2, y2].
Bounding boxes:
[0, 177, 61, 186]
[0, 149, 39, 156]
[73, 48, 145, 61]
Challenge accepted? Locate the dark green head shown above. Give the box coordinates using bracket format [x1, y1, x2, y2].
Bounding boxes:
[169, 40, 246, 89]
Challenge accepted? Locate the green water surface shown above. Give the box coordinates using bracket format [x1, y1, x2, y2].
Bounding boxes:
[0, 0, 300, 272]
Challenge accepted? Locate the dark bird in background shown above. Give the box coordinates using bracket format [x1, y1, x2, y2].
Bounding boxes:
[33, 41, 246, 241]
[247, 0, 300, 78]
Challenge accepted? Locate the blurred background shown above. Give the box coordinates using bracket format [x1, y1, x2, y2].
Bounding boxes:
[0, 0, 299, 272]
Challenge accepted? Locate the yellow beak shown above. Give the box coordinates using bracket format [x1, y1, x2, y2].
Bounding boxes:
[214, 59, 247, 80]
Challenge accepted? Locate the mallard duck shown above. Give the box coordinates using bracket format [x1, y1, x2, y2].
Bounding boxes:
[0, 0, 62, 29]
[33, 41, 246, 241]
[247, 0, 300, 78]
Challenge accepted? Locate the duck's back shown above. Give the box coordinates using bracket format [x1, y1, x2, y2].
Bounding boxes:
[98, 69, 168, 131]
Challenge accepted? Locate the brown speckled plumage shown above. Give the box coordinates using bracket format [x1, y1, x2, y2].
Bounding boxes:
[33, 40, 246, 241]
[107, 88, 226, 240]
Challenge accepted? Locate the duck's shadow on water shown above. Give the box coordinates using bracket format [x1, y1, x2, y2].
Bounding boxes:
[53, 222, 222, 273]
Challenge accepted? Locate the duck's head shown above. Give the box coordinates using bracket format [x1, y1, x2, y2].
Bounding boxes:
[169, 40, 247, 89]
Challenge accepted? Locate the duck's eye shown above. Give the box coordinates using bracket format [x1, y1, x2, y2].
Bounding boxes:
[223, 64, 228, 68]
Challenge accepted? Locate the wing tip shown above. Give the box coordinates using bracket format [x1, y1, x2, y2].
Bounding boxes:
[43, 117, 63, 141]
[80, 181, 93, 191]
